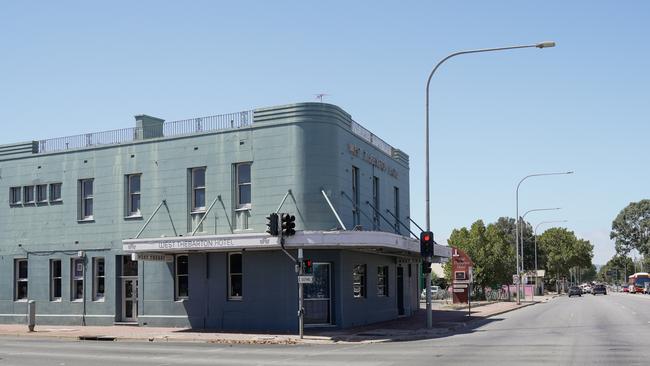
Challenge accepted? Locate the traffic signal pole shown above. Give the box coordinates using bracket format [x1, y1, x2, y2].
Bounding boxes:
[298, 248, 304, 339]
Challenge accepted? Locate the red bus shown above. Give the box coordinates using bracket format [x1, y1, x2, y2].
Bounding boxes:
[628, 272, 650, 293]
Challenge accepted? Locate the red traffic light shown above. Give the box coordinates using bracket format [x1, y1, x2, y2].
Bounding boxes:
[423, 234, 430, 241]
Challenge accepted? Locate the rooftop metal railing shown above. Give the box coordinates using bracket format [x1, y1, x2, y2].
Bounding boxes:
[38, 110, 253, 153]
[350, 120, 393, 156]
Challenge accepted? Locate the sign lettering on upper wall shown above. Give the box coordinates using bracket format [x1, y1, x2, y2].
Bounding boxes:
[348, 144, 399, 179]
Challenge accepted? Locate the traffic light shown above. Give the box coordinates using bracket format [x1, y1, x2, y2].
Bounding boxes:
[266, 213, 279, 236]
[422, 260, 432, 274]
[281, 213, 296, 236]
[420, 231, 434, 257]
[303, 259, 313, 275]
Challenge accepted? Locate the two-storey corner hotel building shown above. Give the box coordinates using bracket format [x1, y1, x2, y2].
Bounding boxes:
[0, 103, 450, 331]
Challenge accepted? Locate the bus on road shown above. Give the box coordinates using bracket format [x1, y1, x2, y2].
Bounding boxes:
[628, 272, 650, 293]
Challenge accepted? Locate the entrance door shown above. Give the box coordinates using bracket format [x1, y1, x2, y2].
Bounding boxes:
[397, 266, 404, 316]
[122, 278, 138, 322]
[304, 263, 331, 325]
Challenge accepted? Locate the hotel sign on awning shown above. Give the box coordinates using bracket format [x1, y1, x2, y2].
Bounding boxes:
[123, 233, 279, 252]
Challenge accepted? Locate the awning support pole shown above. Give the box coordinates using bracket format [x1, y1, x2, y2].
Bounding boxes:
[276, 190, 291, 213]
[134, 200, 166, 239]
[365, 202, 417, 238]
[321, 190, 347, 230]
[191, 195, 220, 236]
[406, 216, 425, 232]
[383, 209, 419, 237]
[163, 200, 178, 236]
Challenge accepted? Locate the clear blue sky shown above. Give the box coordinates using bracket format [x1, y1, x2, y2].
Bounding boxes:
[2, 1, 648, 265]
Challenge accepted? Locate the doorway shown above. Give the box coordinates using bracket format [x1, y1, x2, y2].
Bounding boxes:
[120, 255, 138, 322]
[397, 266, 404, 316]
[304, 263, 332, 325]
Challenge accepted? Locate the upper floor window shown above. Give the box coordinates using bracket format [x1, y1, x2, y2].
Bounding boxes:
[372, 176, 380, 230]
[15, 259, 28, 301]
[9, 187, 21, 205]
[190, 167, 206, 212]
[352, 166, 360, 226]
[49, 183, 62, 202]
[79, 179, 94, 220]
[36, 184, 48, 203]
[393, 186, 400, 234]
[236, 163, 251, 209]
[126, 174, 141, 217]
[23, 186, 35, 204]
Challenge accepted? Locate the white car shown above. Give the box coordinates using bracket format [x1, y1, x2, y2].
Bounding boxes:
[420, 286, 440, 299]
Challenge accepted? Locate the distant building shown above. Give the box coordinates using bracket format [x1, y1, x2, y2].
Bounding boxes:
[0, 103, 450, 331]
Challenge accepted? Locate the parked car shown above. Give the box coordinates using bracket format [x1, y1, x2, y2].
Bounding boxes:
[592, 284, 607, 295]
[568, 286, 582, 297]
[623, 286, 629, 293]
[582, 285, 592, 294]
[420, 286, 440, 300]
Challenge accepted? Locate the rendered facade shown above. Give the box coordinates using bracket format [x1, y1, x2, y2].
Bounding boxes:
[0, 103, 450, 331]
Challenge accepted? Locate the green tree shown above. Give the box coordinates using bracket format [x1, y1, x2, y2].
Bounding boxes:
[446, 219, 515, 294]
[538, 228, 593, 290]
[597, 255, 634, 284]
[610, 200, 650, 256]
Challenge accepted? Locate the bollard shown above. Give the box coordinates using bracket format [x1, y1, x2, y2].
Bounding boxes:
[27, 300, 35, 332]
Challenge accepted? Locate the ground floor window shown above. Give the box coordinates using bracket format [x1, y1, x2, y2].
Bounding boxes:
[228, 253, 243, 300]
[175, 255, 189, 300]
[93, 257, 105, 301]
[377, 266, 389, 296]
[15, 259, 28, 300]
[353, 264, 366, 298]
[50, 259, 62, 301]
[71, 258, 84, 301]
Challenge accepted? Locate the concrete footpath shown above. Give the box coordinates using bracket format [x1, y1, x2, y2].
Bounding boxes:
[0, 295, 556, 345]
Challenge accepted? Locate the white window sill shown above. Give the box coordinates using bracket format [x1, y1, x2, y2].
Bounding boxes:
[49, 199, 63, 204]
[190, 210, 206, 215]
[14, 299, 28, 303]
[235, 206, 251, 212]
[71, 299, 84, 303]
[51, 299, 62, 303]
[124, 214, 143, 220]
[175, 298, 188, 303]
[228, 297, 243, 301]
[78, 218, 95, 223]
[93, 298, 105, 302]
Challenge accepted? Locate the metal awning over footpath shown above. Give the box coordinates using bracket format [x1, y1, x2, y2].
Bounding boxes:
[122, 231, 452, 259]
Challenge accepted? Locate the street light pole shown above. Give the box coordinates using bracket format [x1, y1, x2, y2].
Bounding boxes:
[515, 171, 572, 304]
[425, 41, 556, 327]
[520, 207, 561, 274]
[533, 220, 568, 295]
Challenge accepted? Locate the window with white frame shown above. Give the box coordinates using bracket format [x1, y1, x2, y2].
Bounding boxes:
[372, 176, 380, 230]
[190, 167, 206, 212]
[15, 259, 28, 301]
[71, 258, 84, 301]
[228, 253, 243, 300]
[79, 179, 94, 220]
[236, 163, 251, 209]
[9, 187, 21, 205]
[126, 174, 141, 216]
[36, 184, 48, 203]
[175, 255, 189, 300]
[352, 264, 366, 298]
[393, 186, 400, 234]
[49, 183, 62, 202]
[352, 166, 360, 226]
[377, 266, 389, 296]
[93, 257, 105, 301]
[23, 186, 35, 204]
[50, 259, 62, 301]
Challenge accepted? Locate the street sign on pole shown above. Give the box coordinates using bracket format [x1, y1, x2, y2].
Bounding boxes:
[298, 275, 314, 284]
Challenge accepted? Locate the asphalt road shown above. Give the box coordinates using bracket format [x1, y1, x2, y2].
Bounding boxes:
[1, 292, 650, 366]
